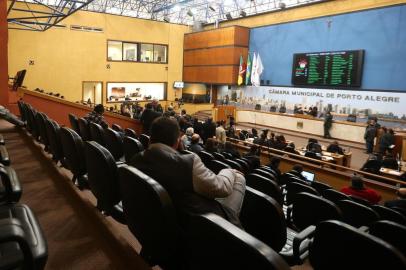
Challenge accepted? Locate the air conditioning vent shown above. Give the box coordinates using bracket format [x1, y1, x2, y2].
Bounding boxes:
[70, 25, 103, 33]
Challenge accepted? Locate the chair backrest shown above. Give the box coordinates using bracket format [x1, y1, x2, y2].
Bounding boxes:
[89, 122, 105, 146]
[336, 199, 379, 227]
[68, 113, 80, 135]
[221, 152, 234, 159]
[291, 192, 342, 231]
[197, 151, 215, 166]
[85, 141, 120, 211]
[322, 188, 351, 204]
[17, 100, 26, 122]
[252, 168, 277, 182]
[311, 181, 332, 194]
[27, 106, 39, 139]
[240, 187, 287, 253]
[139, 134, 150, 149]
[112, 123, 123, 133]
[124, 128, 137, 138]
[118, 165, 180, 264]
[368, 220, 406, 256]
[222, 159, 243, 172]
[206, 159, 230, 174]
[188, 213, 291, 270]
[44, 118, 64, 162]
[123, 136, 144, 163]
[349, 194, 371, 206]
[309, 220, 406, 270]
[246, 173, 283, 205]
[285, 181, 320, 205]
[103, 128, 124, 160]
[78, 117, 91, 141]
[60, 127, 86, 176]
[234, 158, 250, 174]
[212, 152, 225, 160]
[371, 205, 406, 225]
[35, 112, 49, 147]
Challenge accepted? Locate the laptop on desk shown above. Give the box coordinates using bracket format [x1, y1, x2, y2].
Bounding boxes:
[301, 171, 315, 182]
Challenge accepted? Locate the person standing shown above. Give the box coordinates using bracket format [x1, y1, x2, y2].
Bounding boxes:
[364, 119, 378, 154]
[323, 111, 333, 139]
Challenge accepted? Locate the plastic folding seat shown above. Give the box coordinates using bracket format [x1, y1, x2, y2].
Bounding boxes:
[68, 113, 80, 136]
[310, 181, 332, 194]
[246, 173, 283, 205]
[0, 146, 10, 166]
[103, 128, 124, 161]
[212, 152, 225, 160]
[289, 192, 342, 231]
[188, 213, 291, 270]
[0, 204, 48, 270]
[123, 136, 143, 163]
[0, 165, 22, 204]
[240, 187, 314, 266]
[124, 128, 137, 139]
[321, 188, 351, 204]
[197, 151, 214, 166]
[371, 205, 406, 225]
[309, 220, 406, 270]
[85, 141, 125, 224]
[59, 127, 87, 189]
[118, 165, 183, 269]
[367, 220, 406, 256]
[35, 112, 50, 151]
[89, 122, 106, 146]
[206, 159, 230, 174]
[112, 124, 123, 133]
[78, 118, 91, 141]
[44, 119, 65, 165]
[336, 199, 379, 228]
[138, 134, 150, 150]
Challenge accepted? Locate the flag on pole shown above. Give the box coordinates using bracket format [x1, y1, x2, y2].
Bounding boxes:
[245, 53, 252, 85]
[251, 52, 264, 86]
[251, 52, 258, 86]
[237, 55, 246, 85]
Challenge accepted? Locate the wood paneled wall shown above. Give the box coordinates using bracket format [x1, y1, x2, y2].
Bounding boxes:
[183, 26, 250, 85]
[0, 1, 8, 106]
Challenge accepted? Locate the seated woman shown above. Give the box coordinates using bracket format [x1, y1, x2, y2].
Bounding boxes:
[340, 175, 382, 204]
[222, 141, 241, 158]
[326, 141, 344, 155]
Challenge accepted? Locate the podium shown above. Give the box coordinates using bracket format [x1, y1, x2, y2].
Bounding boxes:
[214, 105, 236, 123]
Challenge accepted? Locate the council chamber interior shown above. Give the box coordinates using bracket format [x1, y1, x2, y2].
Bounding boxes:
[1, 0, 406, 269]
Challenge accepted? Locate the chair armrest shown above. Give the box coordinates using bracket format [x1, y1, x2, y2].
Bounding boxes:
[286, 204, 293, 226]
[0, 219, 34, 269]
[292, 225, 316, 263]
[0, 166, 22, 203]
[359, 226, 369, 233]
[0, 145, 10, 166]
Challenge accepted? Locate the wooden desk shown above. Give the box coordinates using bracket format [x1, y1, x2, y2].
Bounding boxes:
[379, 167, 405, 181]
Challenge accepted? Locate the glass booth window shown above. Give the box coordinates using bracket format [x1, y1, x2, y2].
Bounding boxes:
[123, 43, 137, 61]
[154, 44, 167, 63]
[140, 44, 154, 62]
[107, 41, 123, 61]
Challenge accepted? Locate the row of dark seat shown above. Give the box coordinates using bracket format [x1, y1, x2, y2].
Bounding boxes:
[16, 101, 406, 269]
[0, 129, 48, 270]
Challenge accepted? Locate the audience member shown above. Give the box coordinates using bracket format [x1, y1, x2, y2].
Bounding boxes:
[287, 164, 308, 181]
[384, 188, 406, 215]
[223, 142, 241, 159]
[84, 104, 108, 129]
[189, 134, 204, 154]
[205, 138, 218, 154]
[267, 156, 281, 179]
[273, 135, 287, 150]
[326, 141, 344, 155]
[243, 145, 261, 169]
[202, 118, 216, 143]
[215, 121, 227, 145]
[284, 142, 300, 155]
[140, 103, 161, 134]
[129, 117, 246, 227]
[340, 175, 382, 204]
[181, 127, 194, 149]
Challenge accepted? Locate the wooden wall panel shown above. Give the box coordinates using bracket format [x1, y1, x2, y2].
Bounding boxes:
[0, 0, 8, 105]
[184, 26, 249, 50]
[184, 47, 248, 66]
[183, 66, 239, 85]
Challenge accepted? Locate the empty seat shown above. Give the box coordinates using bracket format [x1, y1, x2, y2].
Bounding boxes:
[59, 127, 87, 189]
[290, 192, 342, 231]
[123, 136, 143, 163]
[221, 152, 234, 159]
[311, 181, 332, 194]
[309, 220, 406, 270]
[124, 128, 137, 139]
[118, 165, 183, 268]
[68, 113, 80, 136]
[246, 173, 283, 205]
[252, 168, 277, 182]
[371, 205, 406, 225]
[285, 182, 319, 206]
[197, 151, 214, 166]
[44, 118, 64, 165]
[139, 134, 150, 150]
[222, 159, 243, 173]
[240, 187, 313, 266]
[206, 159, 230, 174]
[0, 146, 10, 166]
[0, 165, 22, 204]
[85, 141, 125, 223]
[35, 112, 49, 151]
[188, 213, 291, 270]
[368, 220, 406, 256]
[234, 158, 250, 174]
[112, 124, 123, 133]
[103, 128, 124, 161]
[322, 188, 351, 204]
[0, 204, 48, 270]
[212, 152, 226, 160]
[336, 199, 379, 227]
[78, 118, 91, 141]
[89, 122, 105, 146]
[17, 100, 26, 123]
[349, 194, 371, 206]
[26, 105, 40, 140]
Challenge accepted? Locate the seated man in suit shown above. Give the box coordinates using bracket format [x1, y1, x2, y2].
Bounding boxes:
[130, 117, 246, 227]
[326, 141, 344, 155]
